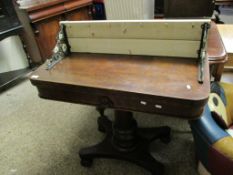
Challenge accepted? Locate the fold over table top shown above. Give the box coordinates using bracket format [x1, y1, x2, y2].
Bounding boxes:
[31, 53, 210, 119]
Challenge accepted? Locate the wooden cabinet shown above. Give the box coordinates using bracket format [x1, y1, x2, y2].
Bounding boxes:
[65, 7, 91, 21]
[17, 0, 92, 63]
[33, 17, 62, 60]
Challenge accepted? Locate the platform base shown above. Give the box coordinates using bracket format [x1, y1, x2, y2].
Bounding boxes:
[79, 109, 171, 175]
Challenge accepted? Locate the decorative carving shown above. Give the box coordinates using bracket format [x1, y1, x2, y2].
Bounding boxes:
[46, 24, 70, 70]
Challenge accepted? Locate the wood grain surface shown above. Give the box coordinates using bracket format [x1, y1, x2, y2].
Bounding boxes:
[30, 21, 228, 118]
[29, 0, 92, 22]
[29, 2, 92, 61]
[207, 22, 227, 81]
[63, 20, 208, 40]
[34, 17, 62, 60]
[63, 19, 210, 58]
[208, 22, 227, 62]
[215, 0, 233, 5]
[25, 0, 68, 11]
[69, 38, 200, 58]
[31, 53, 210, 118]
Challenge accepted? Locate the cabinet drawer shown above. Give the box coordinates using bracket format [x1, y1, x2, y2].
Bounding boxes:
[35, 84, 204, 119]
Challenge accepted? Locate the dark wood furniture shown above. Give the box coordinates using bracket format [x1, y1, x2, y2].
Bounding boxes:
[16, 0, 93, 64]
[31, 51, 210, 174]
[215, 0, 233, 5]
[31, 53, 210, 118]
[208, 22, 228, 81]
[164, 0, 215, 18]
[30, 21, 228, 174]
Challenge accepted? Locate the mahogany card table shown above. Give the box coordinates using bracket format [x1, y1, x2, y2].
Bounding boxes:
[30, 20, 225, 175]
[30, 52, 210, 175]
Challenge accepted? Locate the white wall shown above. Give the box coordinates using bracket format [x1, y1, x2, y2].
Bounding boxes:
[0, 36, 29, 73]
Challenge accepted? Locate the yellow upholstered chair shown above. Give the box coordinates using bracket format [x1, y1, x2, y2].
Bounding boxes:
[190, 82, 233, 175]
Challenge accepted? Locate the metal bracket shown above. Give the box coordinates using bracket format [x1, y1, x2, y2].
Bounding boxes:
[197, 22, 210, 84]
[46, 24, 70, 70]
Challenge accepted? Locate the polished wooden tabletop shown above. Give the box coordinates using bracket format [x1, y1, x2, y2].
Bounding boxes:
[31, 53, 210, 119]
[30, 22, 228, 119]
[207, 22, 227, 63]
[207, 22, 227, 81]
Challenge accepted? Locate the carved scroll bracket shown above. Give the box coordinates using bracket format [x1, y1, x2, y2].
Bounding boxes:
[46, 24, 70, 70]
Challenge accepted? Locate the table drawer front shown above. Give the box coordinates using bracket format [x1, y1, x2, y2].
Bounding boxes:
[36, 85, 203, 119]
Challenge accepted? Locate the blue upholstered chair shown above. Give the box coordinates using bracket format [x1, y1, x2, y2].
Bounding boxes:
[190, 82, 233, 175]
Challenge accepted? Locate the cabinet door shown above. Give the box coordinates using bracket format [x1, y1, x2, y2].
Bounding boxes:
[65, 7, 92, 21]
[33, 7, 92, 62]
[33, 17, 62, 61]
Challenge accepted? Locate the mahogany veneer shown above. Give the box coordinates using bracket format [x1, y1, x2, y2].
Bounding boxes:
[30, 51, 210, 174]
[29, 21, 229, 175]
[16, 0, 93, 63]
[215, 0, 233, 5]
[208, 22, 228, 81]
[31, 53, 210, 119]
[28, 0, 92, 22]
